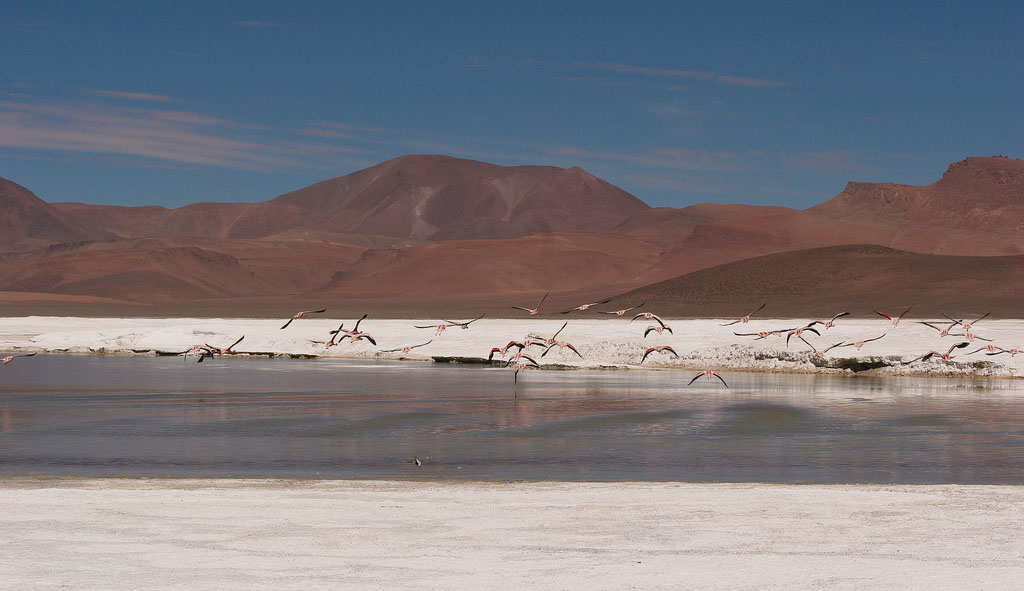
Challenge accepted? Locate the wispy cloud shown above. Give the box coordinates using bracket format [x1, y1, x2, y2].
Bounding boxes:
[0, 100, 352, 171]
[576, 62, 789, 88]
[84, 89, 175, 102]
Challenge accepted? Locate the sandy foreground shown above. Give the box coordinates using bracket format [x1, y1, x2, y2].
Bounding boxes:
[1, 315, 1022, 377]
[0, 478, 1021, 590]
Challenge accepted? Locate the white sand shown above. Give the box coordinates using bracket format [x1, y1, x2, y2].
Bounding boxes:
[1, 479, 1022, 590]
[1, 315, 1021, 377]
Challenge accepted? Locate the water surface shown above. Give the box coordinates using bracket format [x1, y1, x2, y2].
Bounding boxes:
[2, 355, 1023, 483]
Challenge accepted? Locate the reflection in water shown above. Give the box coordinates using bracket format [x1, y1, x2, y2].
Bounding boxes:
[1, 355, 1023, 483]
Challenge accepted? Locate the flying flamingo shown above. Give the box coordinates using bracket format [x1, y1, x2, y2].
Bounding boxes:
[541, 340, 583, 359]
[919, 321, 957, 337]
[819, 312, 850, 329]
[798, 335, 845, 358]
[535, 322, 569, 347]
[644, 325, 673, 337]
[600, 303, 644, 317]
[378, 341, 432, 355]
[204, 336, 244, 355]
[506, 354, 540, 387]
[561, 299, 611, 314]
[837, 334, 886, 350]
[785, 322, 822, 346]
[416, 322, 448, 336]
[967, 344, 1001, 356]
[720, 303, 766, 326]
[631, 312, 667, 328]
[873, 305, 914, 326]
[2, 353, 36, 365]
[688, 369, 729, 388]
[511, 293, 548, 315]
[640, 346, 678, 364]
[331, 314, 368, 340]
[488, 340, 527, 361]
[734, 328, 795, 340]
[280, 309, 327, 329]
[943, 311, 991, 332]
[949, 331, 992, 343]
[442, 314, 485, 330]
[902, 341, 970, 364]
[985, 347, 1022, 357]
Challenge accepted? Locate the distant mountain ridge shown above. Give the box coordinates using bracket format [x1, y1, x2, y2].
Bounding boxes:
[52, 154, 651, 241]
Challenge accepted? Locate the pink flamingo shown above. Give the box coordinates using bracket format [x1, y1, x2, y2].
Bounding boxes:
[902, 341, 970, 364]
[280, 309, 327, 329]
[720, 303, 766, 326]
[378, 341, 432, 355]
[442, 314, 485, 330]
[943, 311, 990, 332]
[873, 304, 914, 326]
[600, 303, 644, 317]
[511, 293, 548, 315]
[837, 334, 886, 350]
[640, 346, 678, 364]
[688, 369, 729, 388]
[561, 299, 611, 314]
[644, 325, 673, 337]
[798, 335, 845, 358]
[2, 353, 36, 365]
[819, 312, 850, 329]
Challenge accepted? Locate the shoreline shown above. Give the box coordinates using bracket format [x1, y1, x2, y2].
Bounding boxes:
[3, 478, 1023, 589]
[2, 315, 1022, 378]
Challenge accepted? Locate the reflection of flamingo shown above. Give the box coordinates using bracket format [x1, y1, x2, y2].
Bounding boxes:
[902, 341, 970, 364]
[688, 369, 728, 388]
[720, 303, 766, 326]
[280, 309, 327, 329]
[600, 303, 644, 316]
[511, 293, 548, 315]
[561, 299, 611, 314]
[873, 305, 914, 326]
[2, 353, 36, 365]
[837, 334, 886, 350]
[640, 346, 678, 364]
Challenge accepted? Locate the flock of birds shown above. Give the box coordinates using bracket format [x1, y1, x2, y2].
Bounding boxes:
[4, 299, 1019, 395]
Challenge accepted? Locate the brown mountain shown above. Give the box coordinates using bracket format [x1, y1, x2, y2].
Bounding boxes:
[605, 244, 1024, 318]
[630, 156, 1024, 285]
[0, 177, 113, 251]
[53, 154, 650, 241]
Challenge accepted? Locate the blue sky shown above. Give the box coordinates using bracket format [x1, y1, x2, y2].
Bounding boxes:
[1, 1, 1020, 208]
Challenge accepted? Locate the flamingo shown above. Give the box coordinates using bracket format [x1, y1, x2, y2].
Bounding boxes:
[507, 354, 540, 392]
[541, 340, 583, 359]
[720, 303, 766, 326]
[873, 305, 914, 326]
[902, 341, 970, 364]
[785, 322, 822, 346]
[331, 314, 368, 340]
[949, 331, 992, 343]
[488, 340, 526, 361]
[416, 322, 448, 335]
[534, 322, 568, 347]
[631, 312, 667, 328]
[985, 347, 1022, 357]
[688, 369, 729, 388]
[378, 341, 432, 355]
[734, 328, 795, 340]
[819, 312, 850, 329]
[280, 309, 327, 329]
[837, 334, 886, 350]
[798, 335, 845, 358]
[643, 325, 673, 337]
[600, 303, 644, 316]
[204, 336, 244, 355]
[640, 346, 678, 364]
[919, 321, 957, 337]
[943, 311, 991, 332]
[967, 344, 1001, 356]
[511, 293, 548, 315]
[561, 299, 611, 314]
[442, 314, 485, 330]
[2, 353, 36, 365]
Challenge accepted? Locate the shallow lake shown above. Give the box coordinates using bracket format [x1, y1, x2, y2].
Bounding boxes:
[2, 355, 1023, 483]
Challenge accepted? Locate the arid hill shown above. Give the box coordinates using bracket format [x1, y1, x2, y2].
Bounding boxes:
[605, 244, 1024, 318]
[52, 154, 650, 241]
[0, 177, 113, 251]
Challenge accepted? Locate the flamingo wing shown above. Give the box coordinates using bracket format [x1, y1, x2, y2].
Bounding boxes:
[712, 372, 730, 388]
[687, 373, 703, 386]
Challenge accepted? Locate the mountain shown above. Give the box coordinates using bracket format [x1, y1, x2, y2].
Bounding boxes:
[605, 244, 1024, 318]
[0, 177, 113, 250]
[52, 155, 651, 241]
